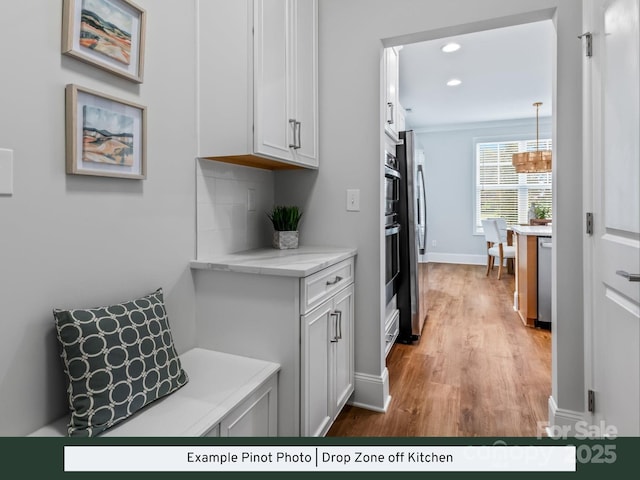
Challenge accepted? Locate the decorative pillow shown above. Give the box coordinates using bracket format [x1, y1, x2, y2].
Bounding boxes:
[53, 288, 189, 437]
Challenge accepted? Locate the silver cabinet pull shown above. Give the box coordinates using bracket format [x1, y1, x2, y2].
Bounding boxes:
[387, 102, 395, 125]
[336, 310, 342, 340]
[288, 119, 297, 149]
[326, 276, 343, 286]
[289, 119, 301, 149]
[330, 312, 339, 343]
[616, 270, 640, 282]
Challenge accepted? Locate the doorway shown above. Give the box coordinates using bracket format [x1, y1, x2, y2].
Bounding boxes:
[384, 18, 556, 435]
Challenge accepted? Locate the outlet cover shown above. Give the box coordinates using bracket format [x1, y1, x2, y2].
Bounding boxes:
[346, 189, 360, 211]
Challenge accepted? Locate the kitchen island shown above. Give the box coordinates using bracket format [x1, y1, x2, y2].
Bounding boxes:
[512, 225, 552, 327]
[191, 246, 357, 437]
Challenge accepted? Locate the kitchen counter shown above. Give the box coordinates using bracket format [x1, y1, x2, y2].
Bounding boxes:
[511, 225, 552, 236]
[190, 246, 357, 277]
[512, 226, 552, 327]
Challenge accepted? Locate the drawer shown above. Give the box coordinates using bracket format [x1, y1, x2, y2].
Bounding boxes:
[301, 257, 354, 314]
[384, 309, 399, 358]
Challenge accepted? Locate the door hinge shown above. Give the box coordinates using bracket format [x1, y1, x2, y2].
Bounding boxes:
[586, 212, 594, 235]
[578, 32, 593, 58]
[588, 389, 596, 413]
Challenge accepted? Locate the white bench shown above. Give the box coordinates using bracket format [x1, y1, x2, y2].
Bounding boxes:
[30, 348, 280, 437]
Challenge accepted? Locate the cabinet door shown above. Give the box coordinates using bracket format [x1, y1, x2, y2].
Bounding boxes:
[301, 301, 332, 437]
[254, 0, 293, 162]
[290, 0, 318, 167]
[331, 284, 354, 418]
[220, 375, 278, 437]
[384, 47, 399, 141]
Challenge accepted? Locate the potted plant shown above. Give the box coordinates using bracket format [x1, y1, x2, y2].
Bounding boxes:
[267, 205, 302, 249]
[531, 204, 551, 225]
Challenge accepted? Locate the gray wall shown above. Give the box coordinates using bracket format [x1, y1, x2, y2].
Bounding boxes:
[0, 0, 198, 435]
[278, 0, 584, 415]
[417, 118, 552, 262]
[0, 0, 585, 435]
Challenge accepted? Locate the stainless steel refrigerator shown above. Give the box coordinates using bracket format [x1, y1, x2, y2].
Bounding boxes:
[396, 130, 428, 343]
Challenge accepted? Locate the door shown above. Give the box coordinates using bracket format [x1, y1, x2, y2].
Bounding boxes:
[332, 285, 354, 418]
[290, 0, 318, 167]
[586, 0, 640, 435]
[384, 46, 399, 141]
[301, 301, 332, 437]
[254, 0, 291, 161]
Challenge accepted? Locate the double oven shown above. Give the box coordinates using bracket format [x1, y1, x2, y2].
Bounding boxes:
[385, 149, 401, 304]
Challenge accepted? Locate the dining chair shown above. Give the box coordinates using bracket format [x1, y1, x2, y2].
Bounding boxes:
[481, 218, 516, 280]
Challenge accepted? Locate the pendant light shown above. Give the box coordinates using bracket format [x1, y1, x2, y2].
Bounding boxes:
[512, 102, 552, 173]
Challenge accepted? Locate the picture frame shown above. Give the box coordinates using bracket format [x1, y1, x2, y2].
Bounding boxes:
[65, 84, 147, 179]
[62, 0, 146, 83]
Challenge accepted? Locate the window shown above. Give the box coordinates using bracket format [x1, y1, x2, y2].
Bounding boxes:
[475, 139, 552, 232]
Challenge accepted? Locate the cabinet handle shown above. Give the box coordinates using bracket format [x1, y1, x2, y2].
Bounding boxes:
[387, 102, 395, 125]
[336, 310, 343, 340]
[330, 312, 339, 343]
[326, 276, 343, 286]
[288, 119, 301, 149]
[616, 270, 640, 282]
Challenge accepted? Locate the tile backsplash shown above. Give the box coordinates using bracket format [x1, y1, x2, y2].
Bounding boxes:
[196, 159, 275, 257]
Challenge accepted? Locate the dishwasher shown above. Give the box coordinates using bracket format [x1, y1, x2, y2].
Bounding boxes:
[536, 237, 552, 329]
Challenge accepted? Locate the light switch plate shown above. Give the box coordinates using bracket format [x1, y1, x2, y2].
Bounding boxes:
[346, 189, 360, 211]
[0, 148, 13, 195]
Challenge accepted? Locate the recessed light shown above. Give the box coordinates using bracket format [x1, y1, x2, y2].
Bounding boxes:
[447, 79, 462, 87]
[441, 42, 461, 53]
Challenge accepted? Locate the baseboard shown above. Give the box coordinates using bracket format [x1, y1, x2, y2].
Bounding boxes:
[426, 253, 486, 265]
[545, 395, 586, 438]
[349, 369, 391, 413]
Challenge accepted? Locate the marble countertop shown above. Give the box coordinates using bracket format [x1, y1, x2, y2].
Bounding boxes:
[190, 246, 357, 277]
[511, 225, 552, 236]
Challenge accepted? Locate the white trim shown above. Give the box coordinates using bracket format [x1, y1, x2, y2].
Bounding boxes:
[426, 253, 486, 265]
[350, 369, 391, 413]
[413, 116, 552, 134]
[546, 395, 586, 437]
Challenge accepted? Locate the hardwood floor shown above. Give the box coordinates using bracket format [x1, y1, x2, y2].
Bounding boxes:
[327, 262, 551, 437]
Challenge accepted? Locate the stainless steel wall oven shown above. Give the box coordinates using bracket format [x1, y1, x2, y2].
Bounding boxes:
[385, 149, 402, 304]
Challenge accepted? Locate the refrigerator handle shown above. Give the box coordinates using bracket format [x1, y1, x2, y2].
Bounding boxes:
[417, 165, 427, 254]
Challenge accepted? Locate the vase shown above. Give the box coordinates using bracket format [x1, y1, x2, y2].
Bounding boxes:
[273, 230, 299, 249]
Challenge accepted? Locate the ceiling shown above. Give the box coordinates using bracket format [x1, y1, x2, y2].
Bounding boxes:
[398, 20, 555, 129]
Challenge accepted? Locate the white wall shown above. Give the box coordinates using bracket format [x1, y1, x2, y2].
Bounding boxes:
[0, 0, 198, 435]
[278, 0, 583, 416]
[196, 160, 274, 257]
[417, 118, 552, 264]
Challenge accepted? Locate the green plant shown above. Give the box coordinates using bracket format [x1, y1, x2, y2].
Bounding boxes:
[534, 204, 551, 219]
[267, 205, 302, 231]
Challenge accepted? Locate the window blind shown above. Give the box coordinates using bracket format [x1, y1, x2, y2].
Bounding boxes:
[475, 139, 552, 232]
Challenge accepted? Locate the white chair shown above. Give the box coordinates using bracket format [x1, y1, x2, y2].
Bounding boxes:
[489, 217, 508, 243]
[481, 218, 516, 280]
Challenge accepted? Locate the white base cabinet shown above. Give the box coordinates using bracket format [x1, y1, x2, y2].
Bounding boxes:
[302, 284, 354, 437]
[193, 253, 355, 436]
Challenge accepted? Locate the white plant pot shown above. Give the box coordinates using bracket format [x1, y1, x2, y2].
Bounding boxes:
[273, 230, 299, 249]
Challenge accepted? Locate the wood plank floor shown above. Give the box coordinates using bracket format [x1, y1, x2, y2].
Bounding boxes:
[327, 262, 551, 437]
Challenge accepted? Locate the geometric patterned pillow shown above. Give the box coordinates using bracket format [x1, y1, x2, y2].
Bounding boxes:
[53, 288, 189, 437]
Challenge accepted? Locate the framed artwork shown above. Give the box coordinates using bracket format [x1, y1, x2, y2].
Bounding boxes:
[65, 84, 147, 179]
[62, 0, 146, 83]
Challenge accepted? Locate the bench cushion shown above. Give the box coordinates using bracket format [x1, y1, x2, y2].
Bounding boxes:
[53, 288, 189, 437]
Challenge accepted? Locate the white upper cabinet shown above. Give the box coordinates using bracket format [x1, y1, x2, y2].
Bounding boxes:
[197, 0, 318, 170]
[383, 46, 400, 142]
[254, 0, 318, 168]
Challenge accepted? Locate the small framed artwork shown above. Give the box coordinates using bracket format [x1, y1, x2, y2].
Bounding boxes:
[65, 84, 147, 179]
[62, 0, 146, 83]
